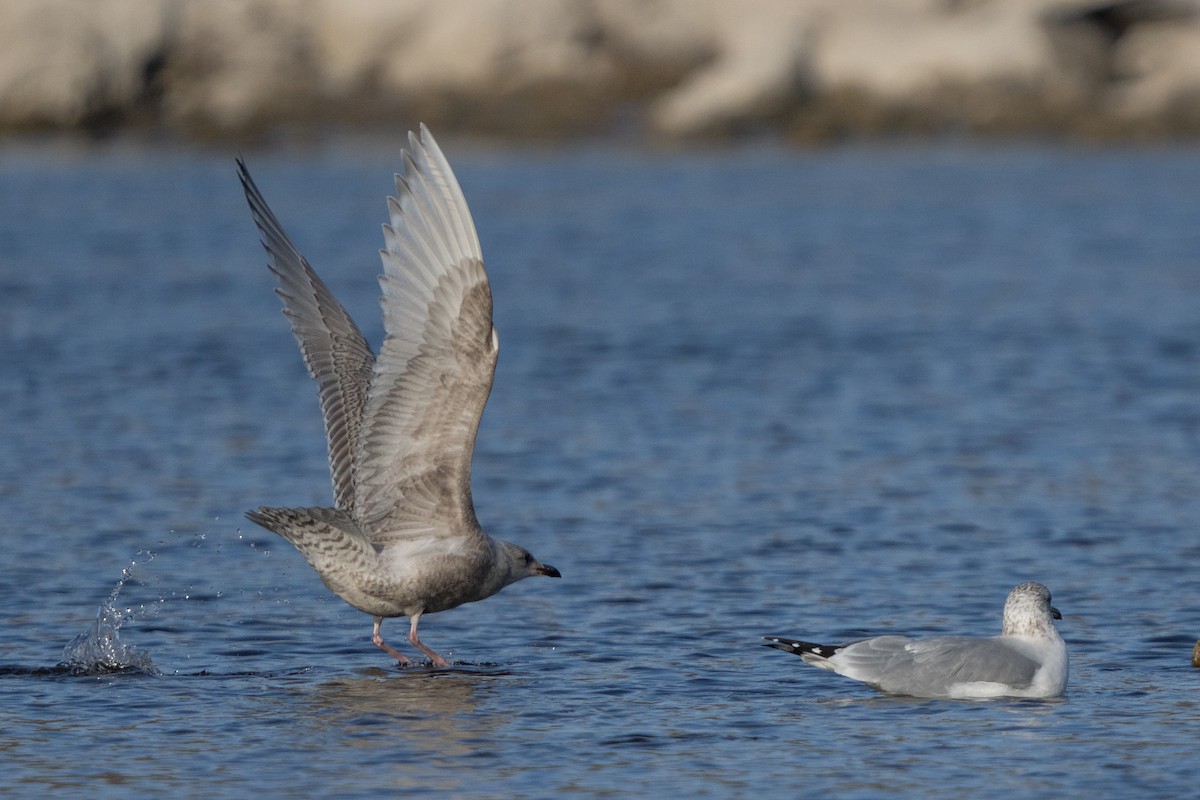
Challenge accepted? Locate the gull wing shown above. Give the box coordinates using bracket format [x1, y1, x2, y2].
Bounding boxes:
[354, 125, 494, 540]
[238, 161, 376, 513]
[903, 636, 1040, 688]
[836, 635, 1039, 693]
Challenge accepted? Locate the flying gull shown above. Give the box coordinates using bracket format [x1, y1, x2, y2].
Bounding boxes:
[764, 582, 1067, 698]
[238, 126, 560, 667]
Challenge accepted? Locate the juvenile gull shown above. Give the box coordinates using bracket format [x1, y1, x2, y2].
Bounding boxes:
[238, 125, 560, 667]
[764, 582, 1067, 699]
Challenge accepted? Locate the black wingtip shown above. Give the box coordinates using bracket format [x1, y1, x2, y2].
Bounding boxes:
[762, 636, 800, 654]
[762, 637, 840, 659]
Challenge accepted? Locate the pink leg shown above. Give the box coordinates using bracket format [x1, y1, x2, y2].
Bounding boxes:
[372, 617, 412, 667]
[408, 614, 450, 667]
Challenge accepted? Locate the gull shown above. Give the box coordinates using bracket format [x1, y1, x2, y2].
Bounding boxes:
[764, 582, 1067, 699]
[237, 125, 560, 668]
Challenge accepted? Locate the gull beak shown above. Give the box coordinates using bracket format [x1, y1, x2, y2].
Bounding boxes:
[1051, 606, 1062, 620]
[537, 562, 561, 578]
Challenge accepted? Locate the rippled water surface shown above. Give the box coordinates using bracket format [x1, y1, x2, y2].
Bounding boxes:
[2, 135, 1199, 797]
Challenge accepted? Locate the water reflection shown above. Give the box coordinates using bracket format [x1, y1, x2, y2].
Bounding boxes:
[299, 668, 510, 760]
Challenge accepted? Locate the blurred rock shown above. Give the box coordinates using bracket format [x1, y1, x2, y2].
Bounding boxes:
[0, 0, 167, 130]
[0, 0, 1198, 140]
[159, 0, 317, 134]
[1109, 12, 1200, 127]
[637, 0, 817, 136]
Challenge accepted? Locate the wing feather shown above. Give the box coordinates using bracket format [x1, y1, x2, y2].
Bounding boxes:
[237, 160, 375, 512]
[836, 635, 1039, 692]
[355, 128, 496, 539]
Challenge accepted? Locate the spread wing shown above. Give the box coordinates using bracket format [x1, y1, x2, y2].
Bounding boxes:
[238, 160, 376, 512]
[354, 125, 495, 540]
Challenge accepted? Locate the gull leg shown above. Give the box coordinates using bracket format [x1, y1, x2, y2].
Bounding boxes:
[372, 617, 412, 667]
[408, 613, 450, 667]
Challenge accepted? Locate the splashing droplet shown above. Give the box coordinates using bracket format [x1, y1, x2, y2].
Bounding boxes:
[59, 552, 158, 675]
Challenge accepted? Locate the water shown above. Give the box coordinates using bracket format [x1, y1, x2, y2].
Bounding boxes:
[58, 552, 157, 675]
[1, 134, 1199, 797]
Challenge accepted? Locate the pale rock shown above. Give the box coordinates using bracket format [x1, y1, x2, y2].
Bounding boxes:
[589, 0, 719, 64]
[1109, 17, 1200, 119]
[361, 0, 613, 95]
[647, 0, 817, 135]
[0, 0, 167, 127]
[0, 0, 1199, 138]
[812, 0, 1060, 99]
[307, 0, 428, 97]
[160, 0, 316, 130]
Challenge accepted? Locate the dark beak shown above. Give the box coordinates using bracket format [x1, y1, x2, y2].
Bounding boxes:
[537, 562, 561, 578]
[1051, 606, 1062, 620]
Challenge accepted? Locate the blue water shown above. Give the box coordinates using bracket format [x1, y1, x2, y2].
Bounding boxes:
[1, 135, 1199, 797]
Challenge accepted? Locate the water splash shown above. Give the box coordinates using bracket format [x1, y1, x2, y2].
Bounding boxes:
[59, 552, 159, 676]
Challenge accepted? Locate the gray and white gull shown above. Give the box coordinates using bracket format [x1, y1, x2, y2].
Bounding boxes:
[764, 582, 1067, 699]
[238, 126, 560, 668]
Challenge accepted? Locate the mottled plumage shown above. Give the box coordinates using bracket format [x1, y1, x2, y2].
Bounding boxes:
[239, 126, 559, 667]
[764, 582, 1067, 699]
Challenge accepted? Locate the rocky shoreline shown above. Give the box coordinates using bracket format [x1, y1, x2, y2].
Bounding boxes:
[2, 0, 1199, 143]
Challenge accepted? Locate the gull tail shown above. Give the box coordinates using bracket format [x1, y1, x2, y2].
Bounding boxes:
[245, 506, 376, 576]
[763, 637, 843, 665]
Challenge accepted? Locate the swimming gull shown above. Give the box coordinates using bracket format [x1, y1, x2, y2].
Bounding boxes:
[237, 125, 560, 667]
[764, 582, 1067, 699]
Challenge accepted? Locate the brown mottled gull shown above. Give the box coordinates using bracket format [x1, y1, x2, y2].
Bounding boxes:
[238, 125, 559, 668]
[764, 582, 1067, 699]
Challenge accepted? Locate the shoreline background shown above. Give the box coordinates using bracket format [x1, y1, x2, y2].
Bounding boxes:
[3, 0, 1200, 145]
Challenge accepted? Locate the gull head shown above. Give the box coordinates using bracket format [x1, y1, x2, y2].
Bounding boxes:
[1001, 582, 1061, 637]
[499, 540, 561, 585]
